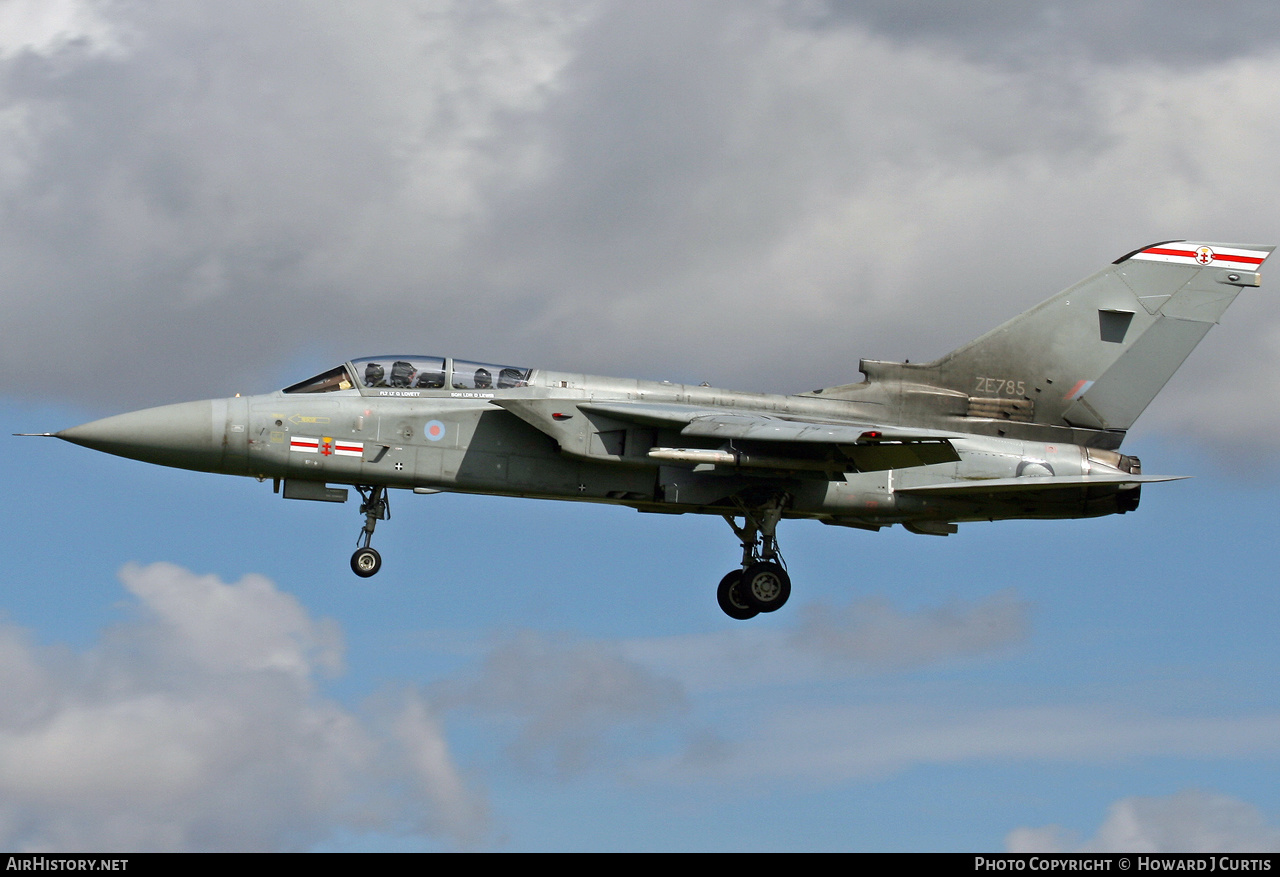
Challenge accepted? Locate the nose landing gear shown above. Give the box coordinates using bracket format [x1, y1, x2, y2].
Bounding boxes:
[350, 485, 389, 577]
[717, 498, 792, 619]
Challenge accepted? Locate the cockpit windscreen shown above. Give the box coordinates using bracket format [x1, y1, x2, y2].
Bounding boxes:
[283, 365, 355, 394]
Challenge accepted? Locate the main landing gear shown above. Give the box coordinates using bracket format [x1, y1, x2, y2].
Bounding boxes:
[716, 499, 792, 620]
[350, 485, 389, 577]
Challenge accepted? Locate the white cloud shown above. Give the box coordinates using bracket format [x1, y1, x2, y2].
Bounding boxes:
[118, 561, 343, 678]
[0, 0, 127, 60]
[0, 562, 485, 852]
[1008, 790, 1280, 853]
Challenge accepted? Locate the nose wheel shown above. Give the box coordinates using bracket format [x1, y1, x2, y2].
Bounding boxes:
[351, 485, 389, 577]
[351, 546, 382, 577]
[717, 498, 792, 619]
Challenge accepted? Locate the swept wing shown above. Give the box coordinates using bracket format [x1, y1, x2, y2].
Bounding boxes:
[495, 398, 962, 473]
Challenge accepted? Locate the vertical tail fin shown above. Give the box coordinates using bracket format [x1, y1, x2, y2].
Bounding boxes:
[857, 241, 1273, 435]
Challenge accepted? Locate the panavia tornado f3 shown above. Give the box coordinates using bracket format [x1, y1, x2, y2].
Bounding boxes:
[26, 241, 1273, 619]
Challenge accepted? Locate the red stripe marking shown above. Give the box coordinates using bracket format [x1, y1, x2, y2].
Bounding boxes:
[1142, 247, 1196, 258]
[1143, 246, 1265, 265]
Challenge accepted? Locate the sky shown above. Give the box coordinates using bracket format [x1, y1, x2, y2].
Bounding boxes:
[2, 0, 1280, 852]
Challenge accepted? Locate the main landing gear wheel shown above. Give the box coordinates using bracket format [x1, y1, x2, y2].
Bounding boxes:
[351, 546, 382, 577]
[739, 561, 791, 613]
[716, 496, 793, 620]
[717, 570, 758, 620]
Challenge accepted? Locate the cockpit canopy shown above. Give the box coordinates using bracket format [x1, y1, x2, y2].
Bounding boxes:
[283, 356, 533, 394]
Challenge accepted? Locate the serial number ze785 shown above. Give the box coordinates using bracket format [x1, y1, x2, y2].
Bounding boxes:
[974, 377, 1026, 396]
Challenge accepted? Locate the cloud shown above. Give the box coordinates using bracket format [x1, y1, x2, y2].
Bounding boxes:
[0, 561, 485, 852]
[410, 592, 1029, 783]
[1, 1, 1278, 455]
[117, 561, 344, 678]
[789, 590, 1030, 669]
[1007, 790, 1280, 853]
[0, 0, 126, 61]
[661, 703, 1280, 786]
[811, 0, 1280, 67]
[0, 0, 595, 404]
[618, 590, 1033, 697]
[433, 630, 686, 778]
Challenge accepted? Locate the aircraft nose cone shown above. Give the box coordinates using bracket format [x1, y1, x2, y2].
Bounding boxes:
[57, 400, 228, 472]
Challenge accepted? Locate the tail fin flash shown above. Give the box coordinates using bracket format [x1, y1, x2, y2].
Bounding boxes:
[858, 241, 1273, 436]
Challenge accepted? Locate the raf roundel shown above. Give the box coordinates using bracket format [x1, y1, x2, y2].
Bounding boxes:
[424, 420, 446, 442]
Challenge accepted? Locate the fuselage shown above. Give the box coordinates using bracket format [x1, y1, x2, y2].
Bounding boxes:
[57, 354, 1145, 531]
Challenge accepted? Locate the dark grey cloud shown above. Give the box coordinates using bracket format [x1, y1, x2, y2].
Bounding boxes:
[808, 1, 1280, 67]
[2, 1, 1278, 455]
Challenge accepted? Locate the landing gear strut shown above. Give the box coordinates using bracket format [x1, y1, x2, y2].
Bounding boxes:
[716, 498, 792, 619]
[350, 485, 389, 577]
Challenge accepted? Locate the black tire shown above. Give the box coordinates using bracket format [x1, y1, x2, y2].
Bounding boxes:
[351, 546, 382, 577]
[716, 570, 758, 620]
[739, 562, 791, 612]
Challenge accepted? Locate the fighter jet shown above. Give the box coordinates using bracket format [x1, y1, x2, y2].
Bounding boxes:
[25, 241, 1273, 619]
